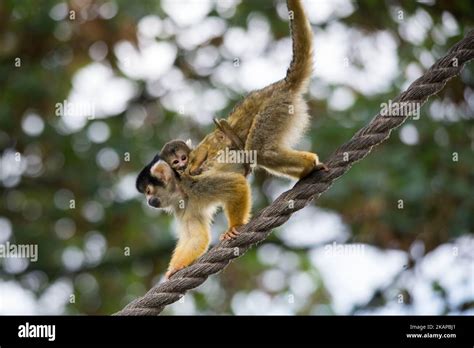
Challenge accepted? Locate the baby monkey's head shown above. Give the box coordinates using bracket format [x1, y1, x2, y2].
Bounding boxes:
[136, 154, 184, 209]
[160, 139, 192, 172]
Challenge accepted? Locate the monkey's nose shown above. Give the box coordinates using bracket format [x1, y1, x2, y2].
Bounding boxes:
[148, 197, 161, 208]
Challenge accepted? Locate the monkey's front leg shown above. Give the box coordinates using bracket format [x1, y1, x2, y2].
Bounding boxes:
[219, 175, 252, 241]
[166, 219, 211, 279]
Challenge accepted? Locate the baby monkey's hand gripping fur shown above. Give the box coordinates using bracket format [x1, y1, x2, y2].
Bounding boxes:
[136, 156, 251, 278]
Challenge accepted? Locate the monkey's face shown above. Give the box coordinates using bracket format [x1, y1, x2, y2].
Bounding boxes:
[168, 149, 189, 172]
[136, 155, 184, 209]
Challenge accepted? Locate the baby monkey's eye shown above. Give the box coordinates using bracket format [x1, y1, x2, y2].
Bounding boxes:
[173, 160, 179, 165]
[181, 155, 187, 161]
[146, 187, 151, 195]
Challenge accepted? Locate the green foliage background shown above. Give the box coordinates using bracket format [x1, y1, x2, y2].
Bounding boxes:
[0, 0, 473, 315]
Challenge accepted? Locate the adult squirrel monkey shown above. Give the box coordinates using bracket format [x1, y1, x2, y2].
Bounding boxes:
[136, 0, 324, 278]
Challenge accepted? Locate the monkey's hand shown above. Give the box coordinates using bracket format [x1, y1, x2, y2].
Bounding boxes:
[219, 226, 243, 241]
[165, 265, 186, 279]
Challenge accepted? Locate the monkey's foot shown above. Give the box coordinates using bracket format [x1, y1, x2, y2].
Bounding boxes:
[219, 226, 241, 241]
[165, 265, 186, 279]
[315, 162, 329, 172]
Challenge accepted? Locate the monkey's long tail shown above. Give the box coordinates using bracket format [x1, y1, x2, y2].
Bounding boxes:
[285, 0, 313, 91]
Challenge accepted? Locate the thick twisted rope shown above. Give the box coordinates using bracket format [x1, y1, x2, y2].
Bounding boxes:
[116, 30, 474, 315]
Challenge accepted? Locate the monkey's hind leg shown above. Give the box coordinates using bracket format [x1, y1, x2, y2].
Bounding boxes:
[260, 148, 326, 179]
[219, 176, 252, 241]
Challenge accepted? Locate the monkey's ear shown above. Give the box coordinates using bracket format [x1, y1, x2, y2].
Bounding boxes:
[185, 138, 193, 149]
[150, 160, 173, 184]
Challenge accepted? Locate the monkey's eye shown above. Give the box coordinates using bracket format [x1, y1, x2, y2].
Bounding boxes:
[173, 160, 179, 165]
[181, 155, 187, 161]
[145, 187, 151, 195]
